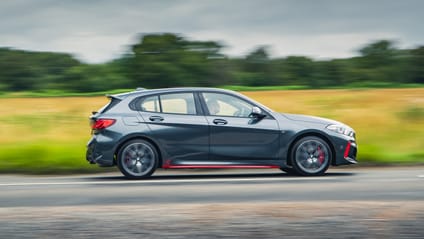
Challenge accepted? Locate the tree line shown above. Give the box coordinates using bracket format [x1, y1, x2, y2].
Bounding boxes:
[0, 33, 423, 92]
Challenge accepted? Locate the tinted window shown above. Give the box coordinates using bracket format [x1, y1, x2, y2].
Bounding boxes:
[161, 93, 196, 115]
[203, 92, 253, 117]
[140, 95, 160, 112]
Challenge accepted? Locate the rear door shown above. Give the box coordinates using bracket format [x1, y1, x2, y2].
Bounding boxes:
[201, 92, 280, 162]
[136, 92, 209, 163]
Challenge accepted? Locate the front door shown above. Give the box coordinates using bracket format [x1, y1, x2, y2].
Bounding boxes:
[201, 92, 280, 163]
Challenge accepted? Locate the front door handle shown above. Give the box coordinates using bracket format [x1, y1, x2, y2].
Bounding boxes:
[213, 119, 227, 125]
[149, 116, 164, 122]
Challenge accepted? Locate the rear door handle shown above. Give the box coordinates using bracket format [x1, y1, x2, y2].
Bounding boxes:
[213, 119, 227, 125]
[149, 116, 164, 122]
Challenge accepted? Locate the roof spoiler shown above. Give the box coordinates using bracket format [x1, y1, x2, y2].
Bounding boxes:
[105, 87, 146, 100]
[106, 94, 124, 100]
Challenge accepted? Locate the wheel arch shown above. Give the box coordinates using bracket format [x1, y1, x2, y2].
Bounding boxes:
[286, 130, 336, 166]
[113, 134, 163, 167]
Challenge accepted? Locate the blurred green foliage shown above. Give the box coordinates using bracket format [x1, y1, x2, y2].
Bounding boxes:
[0, 33, 423, 92]
[0, 33, 423, 174]
[399, 106, 424, 121]
[0, 142, 109, 174]
[0, 88, 423, 174]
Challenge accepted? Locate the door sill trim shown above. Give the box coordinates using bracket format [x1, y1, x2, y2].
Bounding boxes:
[162, 164, 280, 169]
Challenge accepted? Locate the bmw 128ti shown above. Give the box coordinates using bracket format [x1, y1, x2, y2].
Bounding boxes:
[86, 88, 357, 179]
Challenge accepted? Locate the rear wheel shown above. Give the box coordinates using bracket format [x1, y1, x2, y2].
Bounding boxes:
[290, 136, 332, 176]
[117, 139, 158, 179]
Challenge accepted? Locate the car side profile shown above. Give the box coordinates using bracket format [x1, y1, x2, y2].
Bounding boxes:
[86, 87, 357, 179]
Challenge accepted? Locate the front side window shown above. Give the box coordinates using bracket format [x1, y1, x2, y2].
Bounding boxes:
[202, 92, 254, 117]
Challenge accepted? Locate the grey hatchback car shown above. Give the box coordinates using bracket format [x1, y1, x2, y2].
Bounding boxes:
[86, 87, 357, 179]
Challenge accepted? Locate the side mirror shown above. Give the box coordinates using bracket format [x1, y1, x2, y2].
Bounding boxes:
[250, 106, 266, 119]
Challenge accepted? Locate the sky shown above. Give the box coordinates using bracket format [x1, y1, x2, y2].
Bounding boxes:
[0, 0, 423, 63]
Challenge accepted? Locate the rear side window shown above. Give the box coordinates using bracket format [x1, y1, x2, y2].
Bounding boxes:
[140, 95, 160, 112]
[161, 93, 196, 114]
[135, 93, 197, 115]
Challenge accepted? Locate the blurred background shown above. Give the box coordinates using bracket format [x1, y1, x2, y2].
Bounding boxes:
[0, 0, 423, 174]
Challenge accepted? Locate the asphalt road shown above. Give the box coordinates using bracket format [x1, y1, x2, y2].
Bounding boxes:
[0, 167, 423, 207]
[0, 167, 423, 238]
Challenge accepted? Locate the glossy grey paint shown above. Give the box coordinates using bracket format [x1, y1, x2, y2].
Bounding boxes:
[139, 111, 209, 162]
[206, 116, 280, 161]
[86, 87, 357, 169]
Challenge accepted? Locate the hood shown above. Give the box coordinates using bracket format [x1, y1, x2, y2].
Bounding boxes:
[282, 113, 342, 126]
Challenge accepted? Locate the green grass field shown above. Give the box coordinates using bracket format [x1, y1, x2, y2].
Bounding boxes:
[0, 88, 423, 174]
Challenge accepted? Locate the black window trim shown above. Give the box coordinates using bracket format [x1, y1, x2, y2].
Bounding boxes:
[131, 91, 202, 116]
[99, 97, 121, 114]
[199, 91, 275, 119]
[135, 95, 161, 113]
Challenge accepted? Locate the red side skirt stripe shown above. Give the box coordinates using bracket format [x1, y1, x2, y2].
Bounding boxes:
[162, 165, 280, 169]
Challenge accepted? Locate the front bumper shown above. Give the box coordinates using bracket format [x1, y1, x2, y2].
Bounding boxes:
[343, 141, 358, 164]
[330, 133, 358, 166]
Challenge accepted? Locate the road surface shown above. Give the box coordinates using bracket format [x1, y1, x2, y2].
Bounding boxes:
[0, 167, 423, 238]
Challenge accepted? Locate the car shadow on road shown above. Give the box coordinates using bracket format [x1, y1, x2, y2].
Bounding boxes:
[82, 171, 355, 181]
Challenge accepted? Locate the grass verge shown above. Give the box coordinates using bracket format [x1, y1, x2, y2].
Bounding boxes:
[0, 142, 111, 174]
[0, 88, 423, 174]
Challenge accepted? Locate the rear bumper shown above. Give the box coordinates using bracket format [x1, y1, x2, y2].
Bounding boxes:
[86, 136, 115, 167]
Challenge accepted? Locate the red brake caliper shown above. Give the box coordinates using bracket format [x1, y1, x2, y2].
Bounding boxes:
[317, 146, 325, 164]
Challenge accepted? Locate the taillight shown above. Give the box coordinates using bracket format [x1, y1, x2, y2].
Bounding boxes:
[91, 119, 116, 130]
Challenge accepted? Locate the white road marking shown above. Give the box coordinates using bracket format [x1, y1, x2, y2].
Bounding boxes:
[418, 175, 424, 178]
[0, 176, 338, 187]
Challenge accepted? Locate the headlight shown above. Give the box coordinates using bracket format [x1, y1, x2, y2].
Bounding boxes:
[326, 124, 354, 137]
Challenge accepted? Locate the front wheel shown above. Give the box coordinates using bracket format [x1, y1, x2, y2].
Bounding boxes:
[117, 139, 158, 179]
[290, 136, 332, 176]
[280, 167, 299, 175]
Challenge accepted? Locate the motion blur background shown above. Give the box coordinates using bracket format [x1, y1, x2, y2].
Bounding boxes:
[0, 0, 423, 174]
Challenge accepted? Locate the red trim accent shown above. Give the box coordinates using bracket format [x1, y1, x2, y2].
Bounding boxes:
[344, 142, 351, 158]
[163, 159, 172, 168]
[317, 146, 325, 164]
[162, 164, 280, 169]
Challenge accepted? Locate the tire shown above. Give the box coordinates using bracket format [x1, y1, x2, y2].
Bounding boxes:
[280, 167, 299, 175]
[117, 139, 158, 179]
[290, 136, 332, 176]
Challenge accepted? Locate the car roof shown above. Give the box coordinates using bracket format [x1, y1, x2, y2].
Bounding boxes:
[109, 87, 236, 100]
[109, 87, 275, 113]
